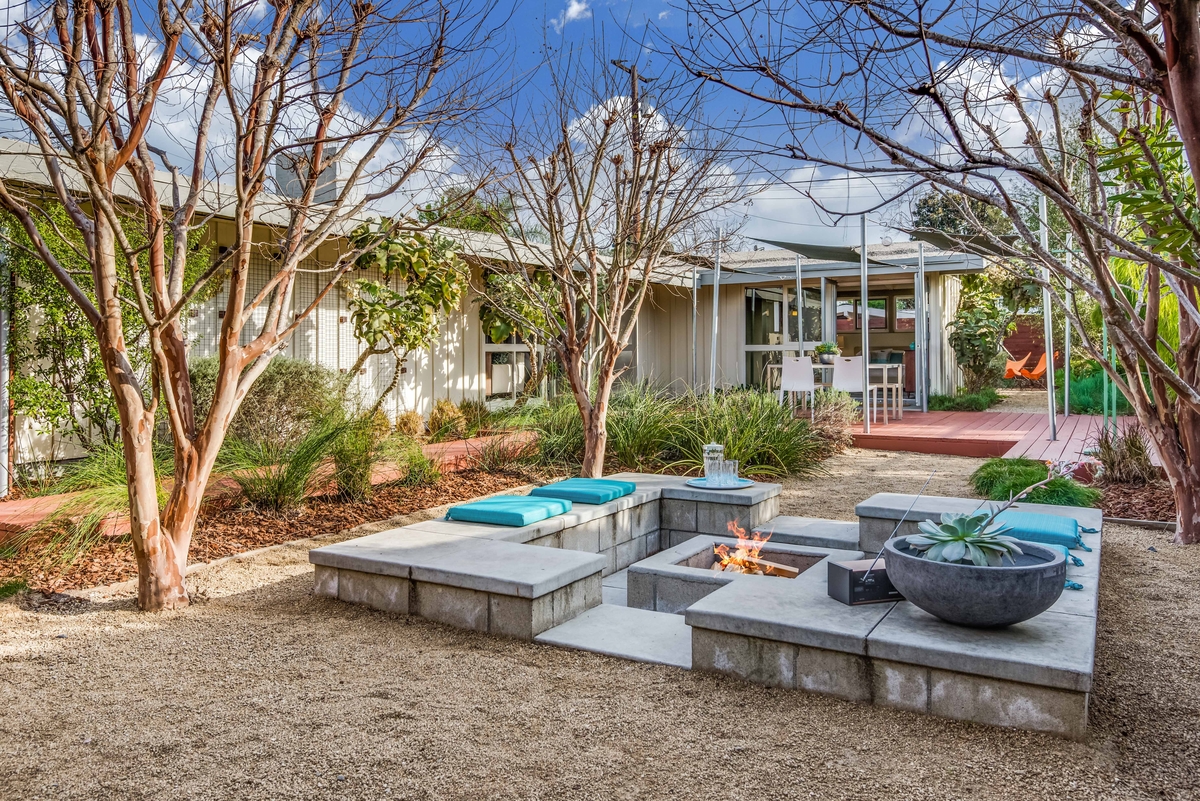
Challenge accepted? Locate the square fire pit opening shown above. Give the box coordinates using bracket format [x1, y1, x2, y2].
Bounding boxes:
[674, 546, 824, 578]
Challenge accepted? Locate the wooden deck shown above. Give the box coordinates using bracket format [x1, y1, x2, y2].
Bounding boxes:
[852, 410, 1145, 462]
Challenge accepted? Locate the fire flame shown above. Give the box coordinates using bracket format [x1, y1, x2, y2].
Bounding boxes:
[713, 519, 773, 574]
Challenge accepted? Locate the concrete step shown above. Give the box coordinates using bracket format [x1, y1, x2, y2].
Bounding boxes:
[534, 604, 691, 668]
[753, 516, 860, 550]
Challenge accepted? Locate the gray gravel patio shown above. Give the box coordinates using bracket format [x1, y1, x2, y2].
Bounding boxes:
[0, 449, 1195, 800]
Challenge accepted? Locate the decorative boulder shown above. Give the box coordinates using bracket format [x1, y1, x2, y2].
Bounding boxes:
[884, 537, 1067, 628]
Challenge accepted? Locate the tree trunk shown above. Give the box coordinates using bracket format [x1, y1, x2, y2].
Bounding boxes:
[1172, 467, 1200, 545]
[1140, 410, 1200, 544]
[94, 219, 189, 611]
[580, 403, 608, 478]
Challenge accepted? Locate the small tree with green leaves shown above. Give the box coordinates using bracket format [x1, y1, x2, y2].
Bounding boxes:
[476, 271, 560, 406]
[345, 223, 468, 413]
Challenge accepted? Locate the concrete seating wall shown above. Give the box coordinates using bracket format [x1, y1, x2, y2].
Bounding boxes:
[685, 493, 1102, 739]
[310, 473, 782, 640]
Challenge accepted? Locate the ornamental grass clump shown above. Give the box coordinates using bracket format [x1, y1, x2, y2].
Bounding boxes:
[970, 457, 1101, 507]
[907, 511, 1024, 567]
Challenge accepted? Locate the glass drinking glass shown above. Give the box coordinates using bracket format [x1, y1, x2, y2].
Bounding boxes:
[725, 460, 739, 485]
[704, 444, 724, 486]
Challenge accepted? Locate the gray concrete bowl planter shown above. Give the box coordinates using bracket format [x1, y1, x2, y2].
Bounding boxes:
[883, 538, 1067, 628]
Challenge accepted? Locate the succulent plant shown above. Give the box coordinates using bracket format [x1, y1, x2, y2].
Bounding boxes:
[907, 511, 1024, 567]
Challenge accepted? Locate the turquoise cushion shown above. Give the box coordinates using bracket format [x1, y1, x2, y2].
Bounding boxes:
[530, 478, 637, 505]
[994, 510, 1090, 551]
[446, 496, 571, 527]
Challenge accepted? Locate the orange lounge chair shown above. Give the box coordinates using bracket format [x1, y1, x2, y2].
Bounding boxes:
[1004, 353, 1031, 380]
[1019, 352, 1059, 382]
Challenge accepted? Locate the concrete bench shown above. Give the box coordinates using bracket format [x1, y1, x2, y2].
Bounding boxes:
[310, 529, 604, 639]
[310, 473, 781, 635]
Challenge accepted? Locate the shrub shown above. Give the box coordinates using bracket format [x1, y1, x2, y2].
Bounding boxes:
[383, 437, 441, 487]
[458, 399, 491, 435]
[928, 387, 1002, 411]
[466, 434, 534, 472]
[191, 356, 339, 450]
[1094, 425, 1159, 485]
[671, 390, 825, 478]
[220, 420, 344, 513]
[428, 398, 466, 442]
[1056, 369, 1134, 415]
[0, 579, 27, 600]
[605, 383, 676, 471]
[11, 441, 172, 566]
[394, 410, 425, 438]
[331, 411, 390, 501]
[970, 457, 1101, 507]
[809, 389, 858, 455]
[518, 394, 585, 469]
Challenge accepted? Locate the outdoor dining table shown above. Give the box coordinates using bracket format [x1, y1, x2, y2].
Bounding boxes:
[764, 361, 905, 421]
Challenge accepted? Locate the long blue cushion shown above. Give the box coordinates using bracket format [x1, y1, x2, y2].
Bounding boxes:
[446, 496, 571, 527]
[530, 478, 637, 505]
[994, 510, 1091, 551]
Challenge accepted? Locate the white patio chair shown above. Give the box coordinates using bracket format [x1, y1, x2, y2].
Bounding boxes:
[831, 356, 884, 424]
[779, 356, 817, 418]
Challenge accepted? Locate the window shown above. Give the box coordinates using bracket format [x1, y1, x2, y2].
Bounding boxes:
[787, 287, 822, 344]
[745, 287, 786, 345]
[836, 297, 856, 332]
[860, 298, 887, 330]
[895, 296, 916, 331]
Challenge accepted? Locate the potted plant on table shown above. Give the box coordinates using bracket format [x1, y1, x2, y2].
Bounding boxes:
[883, 466, 1075, 628]
[814, 342, 840, 365]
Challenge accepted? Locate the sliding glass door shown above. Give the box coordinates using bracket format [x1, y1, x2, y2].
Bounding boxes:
[744, 285, 822, 390]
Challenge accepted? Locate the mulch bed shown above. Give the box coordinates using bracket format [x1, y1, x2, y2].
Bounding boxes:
[0, 469, 530, 594]
[1098, 481, 1177, 523]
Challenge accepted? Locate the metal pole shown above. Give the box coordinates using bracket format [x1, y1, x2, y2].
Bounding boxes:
[0, 257, 8, 499]
[1102, 322, 1110, 433]
[1039, 195, 1057, 441]
[691, 263, 698, 390]
[860, 215, 871, 434]
[917, 242, 928, 414]
[794, 255, 804, 353]
[708, 228, 722, 394]
[1063, 235, 1072, 419]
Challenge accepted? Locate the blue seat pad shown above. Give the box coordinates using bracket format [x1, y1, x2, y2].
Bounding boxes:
[529, 478, 637, 505]
[447, 496, 571, 527]
[994, 510, 1087, 551]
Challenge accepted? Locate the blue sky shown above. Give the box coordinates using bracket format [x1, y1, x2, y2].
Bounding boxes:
[0, 0, 903, 249]
[512, 0, 909, 248]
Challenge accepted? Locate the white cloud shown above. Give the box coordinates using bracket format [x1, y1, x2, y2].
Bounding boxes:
[548, 0, 590, 34]
[658, 10, 670, 20]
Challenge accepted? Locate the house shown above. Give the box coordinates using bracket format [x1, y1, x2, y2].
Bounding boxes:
[632, 241, 983, 397]
[0, 137, 981, 474]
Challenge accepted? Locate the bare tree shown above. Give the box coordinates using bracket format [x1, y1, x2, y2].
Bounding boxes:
[0, 0, 502, 608]
[483, 52, 742, 476]
[675, 0, 1200, 544]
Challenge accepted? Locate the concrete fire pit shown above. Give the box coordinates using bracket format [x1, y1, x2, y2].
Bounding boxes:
[627, 535, 859, 613]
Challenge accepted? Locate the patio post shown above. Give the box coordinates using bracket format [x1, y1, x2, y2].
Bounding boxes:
[708, 228, 722, 393]
[794, 254, 804, 355]
[860, 214, 870, 434]
[1039, 195, 1058, 441]
[917, 242, 928, 413]
[1063, 234, 1072, 418]
[691, 263, 698, 389]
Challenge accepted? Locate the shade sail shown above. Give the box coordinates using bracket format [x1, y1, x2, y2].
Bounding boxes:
[753, 238, 897, 267]
[904, 229, 1019, 257]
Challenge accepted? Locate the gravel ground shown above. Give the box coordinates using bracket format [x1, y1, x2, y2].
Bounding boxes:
[990, 387, 1051, 413]
[1, 452, 1197, 800]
